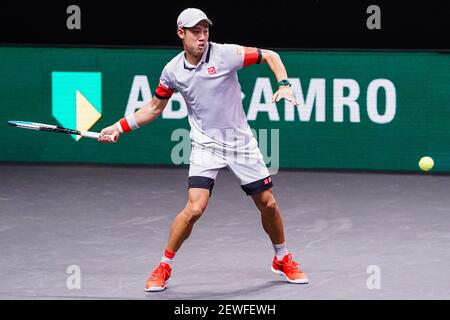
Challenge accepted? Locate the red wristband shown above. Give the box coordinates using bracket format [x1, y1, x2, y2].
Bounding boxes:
[116, 114, 139, 134]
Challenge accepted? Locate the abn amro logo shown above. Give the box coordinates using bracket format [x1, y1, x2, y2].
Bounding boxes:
[52, 72, 102, 141]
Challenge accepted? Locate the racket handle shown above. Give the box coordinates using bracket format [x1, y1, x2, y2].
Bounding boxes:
[81, 131, 117, 142]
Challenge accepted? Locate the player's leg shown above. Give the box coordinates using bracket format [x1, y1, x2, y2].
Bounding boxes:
[250, 188, 285, 245]
[251, 188, 308, 284]
[228, 141, 308, 284]
[145, 187, 211, 292]
[166, 186, 211, 252]
[145, 143, 223, 292]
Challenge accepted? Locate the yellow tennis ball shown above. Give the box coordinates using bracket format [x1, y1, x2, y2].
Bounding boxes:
[419, 156, 434, 171]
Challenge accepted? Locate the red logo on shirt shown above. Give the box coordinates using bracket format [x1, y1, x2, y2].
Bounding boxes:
[264, 177, 272, 185]
[208, 67, 216, 75]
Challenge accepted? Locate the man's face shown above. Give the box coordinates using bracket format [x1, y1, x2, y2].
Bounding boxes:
[178, 20, 209, 57]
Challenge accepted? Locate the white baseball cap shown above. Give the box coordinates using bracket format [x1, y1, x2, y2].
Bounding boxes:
[177, 8, 213, 29]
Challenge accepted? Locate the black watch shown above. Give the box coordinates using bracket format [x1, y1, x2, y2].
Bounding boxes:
[278, 79, 291, 87]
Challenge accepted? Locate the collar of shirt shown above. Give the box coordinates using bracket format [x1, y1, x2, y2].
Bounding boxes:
[183, 42, 211, 70]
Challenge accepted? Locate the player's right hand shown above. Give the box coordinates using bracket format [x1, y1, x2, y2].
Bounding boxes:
[98, 125, 120, 143]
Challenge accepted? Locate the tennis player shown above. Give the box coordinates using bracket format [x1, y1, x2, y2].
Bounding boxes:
[99, 8, 308, 292]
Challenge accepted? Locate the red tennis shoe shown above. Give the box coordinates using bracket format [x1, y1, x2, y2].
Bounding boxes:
[271, 253, 308, 284]
[145, 262, 172, 292]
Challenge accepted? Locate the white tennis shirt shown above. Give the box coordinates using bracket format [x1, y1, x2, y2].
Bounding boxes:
[155, 42, 262, 151]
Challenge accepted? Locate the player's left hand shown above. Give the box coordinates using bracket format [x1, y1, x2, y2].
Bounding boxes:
[272, 86, 299, 106]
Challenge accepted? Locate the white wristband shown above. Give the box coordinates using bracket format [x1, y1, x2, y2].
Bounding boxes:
[115, 114, 139, 134]
[126, 114, 140, 131]
[115, 121, 124, 133]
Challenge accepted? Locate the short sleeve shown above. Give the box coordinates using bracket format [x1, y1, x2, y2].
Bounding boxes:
[155, 66, 175, 100]
[219, 44, 245, 71]
[218, 43, 262, 71]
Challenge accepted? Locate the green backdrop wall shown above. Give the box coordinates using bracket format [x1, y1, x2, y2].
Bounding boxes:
[0, 46, 449, 172]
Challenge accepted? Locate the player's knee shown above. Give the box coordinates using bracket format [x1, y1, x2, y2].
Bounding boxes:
[184, 202, 206, 224]
[260, 197, 278, 213]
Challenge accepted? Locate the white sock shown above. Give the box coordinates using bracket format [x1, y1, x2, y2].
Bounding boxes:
[273, 242, 289, 260]
[161, 256, 174, 267]
[160, 249, 175, 267]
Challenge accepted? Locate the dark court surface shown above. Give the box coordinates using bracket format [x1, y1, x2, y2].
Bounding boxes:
[0, 164, 449, 300]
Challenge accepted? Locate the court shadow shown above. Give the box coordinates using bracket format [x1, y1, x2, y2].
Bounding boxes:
[144, 280, 289, 300]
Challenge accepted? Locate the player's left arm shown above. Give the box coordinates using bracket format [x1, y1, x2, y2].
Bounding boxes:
[260, 49, 299, 106]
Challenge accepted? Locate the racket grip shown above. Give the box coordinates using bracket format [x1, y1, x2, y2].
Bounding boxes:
[81, 131, 117, 142]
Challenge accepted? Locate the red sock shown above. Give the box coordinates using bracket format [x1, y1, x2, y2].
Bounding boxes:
[160, 249, 175, 266]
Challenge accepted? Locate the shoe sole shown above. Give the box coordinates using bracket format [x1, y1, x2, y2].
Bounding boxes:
[271, 266, 309, 284]
[144, 277, 171, 292]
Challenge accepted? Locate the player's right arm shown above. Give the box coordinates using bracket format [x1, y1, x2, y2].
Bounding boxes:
[98, 95, 169, 143]
[134, 96, 169, 127]
[98, 66, 176, 144]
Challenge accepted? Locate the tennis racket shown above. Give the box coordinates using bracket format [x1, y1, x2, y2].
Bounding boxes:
[7, 120, 117, 142]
